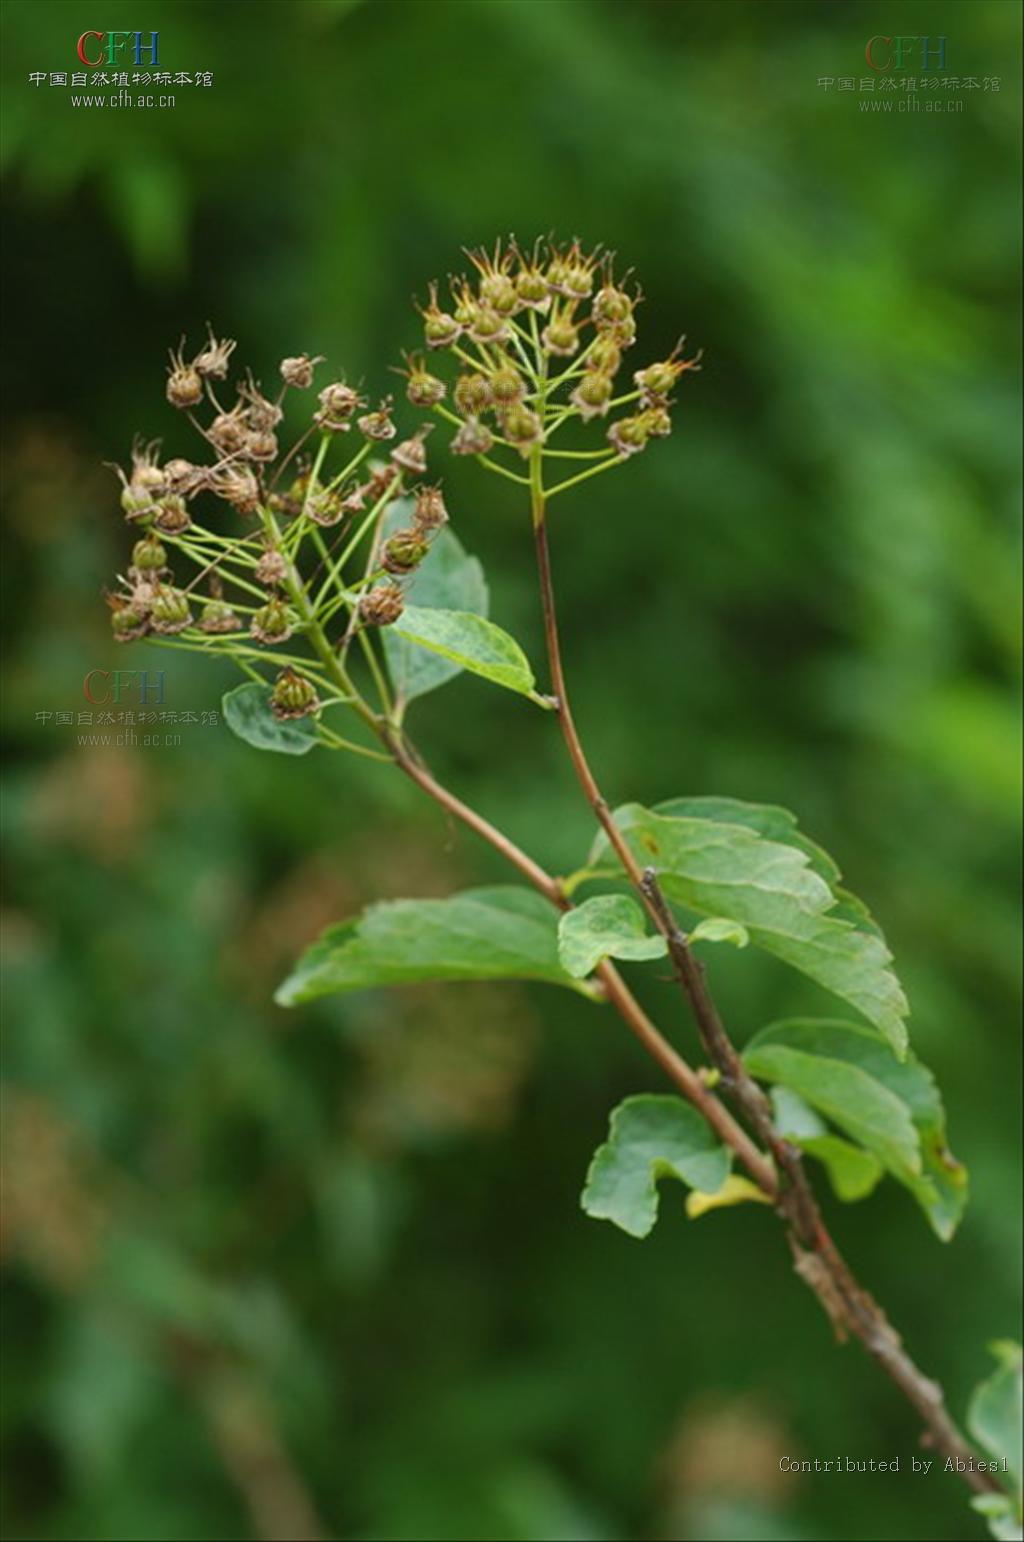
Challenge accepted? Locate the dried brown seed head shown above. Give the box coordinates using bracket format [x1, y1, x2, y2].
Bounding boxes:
[280, 353, 324, 390]
[390, 425, 433, 475]
[449, 418, 494, 456]
[359, 582, 405, 627]
[194, 325, 237, 380]
[255, 549, 289, 587]
[198, 599, 242, 634]
[166, 342, 204, 409]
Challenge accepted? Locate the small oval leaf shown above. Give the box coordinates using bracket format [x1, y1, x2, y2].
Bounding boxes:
[581, 1095, 731, 1239]
[558, 895, 667, 978]
[222, 683, 318, 755]
[392, 605, 537, 698]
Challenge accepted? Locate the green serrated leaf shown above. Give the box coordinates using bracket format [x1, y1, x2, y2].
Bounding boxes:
[800, 1135, 885, 1202]
[770, 1087, 884, 1201]
[657, 796, 844, 887]
[392, 605, 538, 699]
[589, 804, 908, 1056]
[746, 1019, 967, 1238]
[221, 683, 319, 755]
[969, 1342, 1023, 1501]
[581, 1095, 731, 1239]
[557, 895, 666, 979]
[276, 886, 592, 1006]
[380, 501, 489, 703]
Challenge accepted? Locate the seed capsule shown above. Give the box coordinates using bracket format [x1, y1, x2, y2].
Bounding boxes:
[366, 460, 399, 499]
[390, 426, 433, 475]
[570, 371, 614, 420]
[308, 488, 347, 527]
[467, 306, 509, 346]
[240, 377, 284, 433]
[280, 353, 323, 390]
[358, 399, 397, 441]
[163, 457, 201, 496]
[250, 596, 294, 645]
[246, 429, 279, 463]
[641, 404, 672, 438]
[131, 533, 168, 573]
[479, 272, 518, 315]
[110, 600, 149, 643]
[634, 346, 701, 404]
[120, 481, 160, 521]
[382, 530, 430, 574]
[316, 382, 361, 433]
[359, 583, 405, 627]
[541, 316, 580, 357]
[607, 414, 650, 457]
[166, 343, 203, 409]
[500, 405, 543, 455]
[402, 353, 447, 407]
[489, 364, 526, 407]
[198, 599, 242, 634]
[592, 284, 634, 329]
[194, 326, 237, 380]
[149, 585, 194, 634]
[419, 282, 462, 349]
[153, 495, 191, 535]
[588, 334, 622, 374]
[211, 466, 260, 515]
[271, 668, 320, 721]
[255, 549, 289, 587]
[414, 485, 449, 531]
[449, 418, 494, 456]
[209, 409, 249, 455]
[512, 239, 552, 311]
[454, 373, 493, 418]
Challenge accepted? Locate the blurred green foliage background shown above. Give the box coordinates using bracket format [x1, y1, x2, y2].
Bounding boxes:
[1, 1, 1021, 1539]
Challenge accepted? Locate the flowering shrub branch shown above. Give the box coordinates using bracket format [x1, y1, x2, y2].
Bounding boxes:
[104, 238, 1020, 1537]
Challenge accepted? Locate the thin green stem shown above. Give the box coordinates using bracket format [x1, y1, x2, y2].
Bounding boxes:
[476, 454, 531, 486]
[332, 476, 405, 582]
[316, 723, 392, 761]
[543, 331, 602, 393]
[546, 456, 625, 500]
[357, 629, 394, 716]
[260, 503, 380, 735]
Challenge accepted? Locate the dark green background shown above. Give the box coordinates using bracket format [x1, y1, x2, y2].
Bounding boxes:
[2, 2, 1020, 1539]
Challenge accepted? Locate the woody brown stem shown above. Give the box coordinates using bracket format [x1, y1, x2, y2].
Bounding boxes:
[384, 728, 774, 1188]
[528, 490, 1000, 1497]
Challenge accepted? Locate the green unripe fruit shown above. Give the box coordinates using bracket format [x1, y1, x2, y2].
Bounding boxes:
[149, 586, 193, 634]
[270, 668, 320, 720]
